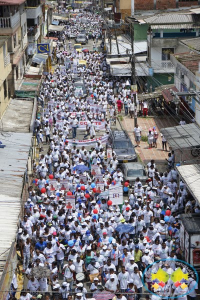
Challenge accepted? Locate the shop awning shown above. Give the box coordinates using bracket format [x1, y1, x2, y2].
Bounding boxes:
[26, 66, 41, 75]
[53, 15, 69, 21]
[32, 54, 48, 64]
[48, 25, 65, 32]
[177, 164, 200, 204]
[52, 20, 59, 25]
[161, 123, 200, 150]
[110, 62, 149, 77]
[162, 86, 179, 103]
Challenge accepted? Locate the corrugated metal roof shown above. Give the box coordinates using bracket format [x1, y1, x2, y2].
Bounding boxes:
[0, 132, 32, 278]
[181, 37, 200, 51]
[161, 123, 200, 150]
[0, 132, 32, 198]
[0, 0, 25, 5]
[48, 25, 65, 32]
[144, 13, 198, 24]
[1, 99, 33, 133]
[151, 24, 200, 29]
[177, 165, 200, 205]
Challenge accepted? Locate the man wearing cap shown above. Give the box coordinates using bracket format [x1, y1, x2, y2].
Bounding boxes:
[126, 257, 138, 276]
[105, 274, 118, 293]
[59, 282, 69, 299]
[90, 277, 99, 293]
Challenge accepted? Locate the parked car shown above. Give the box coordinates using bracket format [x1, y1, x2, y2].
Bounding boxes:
[75, 34, 87, 45]
[74, 44, 82, 53]
[120, 162, 148, 185]
[108, 130, 137, 163]
[74, 80, 87, 97]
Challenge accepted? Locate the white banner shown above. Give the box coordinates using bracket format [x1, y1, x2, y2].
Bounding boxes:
[90, 104, 103, 113]
[65, 134, 108, 147]
[65, 195, 75, 209]
[109, 185, 123, 205]
[77, 121, 106, 130]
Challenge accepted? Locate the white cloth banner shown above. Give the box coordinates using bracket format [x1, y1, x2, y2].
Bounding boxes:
[77, 121, 106, 130]
[65, 134, 108, 147]
[109, 185, 123, 205]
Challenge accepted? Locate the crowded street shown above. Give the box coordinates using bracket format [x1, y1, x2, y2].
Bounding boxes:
[5, 5, 199, 300]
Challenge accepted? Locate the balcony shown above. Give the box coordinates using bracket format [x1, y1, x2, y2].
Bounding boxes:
[151, 60, 175, 73]
[4, 53, 10, 67]
[0, 12, 20, 29]
[27, 26, 38, 37]
[20, 11, 27, 26]
[26, 5, 42, 19]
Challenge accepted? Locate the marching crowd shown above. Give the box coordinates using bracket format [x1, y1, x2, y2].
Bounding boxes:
[16, 10, 198, 300]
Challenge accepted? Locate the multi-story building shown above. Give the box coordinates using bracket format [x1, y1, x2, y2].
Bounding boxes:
[137, 12, 200, 89]
[114, 0, 200, 19]
[0, 37, 12, 117]
[0, 0, 28, 92]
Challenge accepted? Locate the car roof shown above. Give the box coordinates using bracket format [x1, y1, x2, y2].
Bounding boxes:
[123, 162, 144, 171]
[111, 130, 129, 140]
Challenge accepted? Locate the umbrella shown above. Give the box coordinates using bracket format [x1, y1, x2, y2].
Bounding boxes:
[82, 48, 89, 52]
[73, 165, 89, 174]
[115, 224, 135, 233]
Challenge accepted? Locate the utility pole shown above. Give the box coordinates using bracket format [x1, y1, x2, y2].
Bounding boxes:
[130, 20, 137, 126]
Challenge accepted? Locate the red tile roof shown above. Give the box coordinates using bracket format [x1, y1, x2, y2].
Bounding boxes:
[0, 0, 26, 5]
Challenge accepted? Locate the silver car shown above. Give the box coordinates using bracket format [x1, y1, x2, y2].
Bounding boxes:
[121, 162, 148, 185]
[75, 34, 87, 45]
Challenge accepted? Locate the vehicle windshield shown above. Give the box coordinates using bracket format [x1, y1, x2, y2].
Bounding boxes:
[78, 34, 85, 38]
[127, 169, 144, 177]
[74, 45, 82, 49]
[114, 141, 132, 149]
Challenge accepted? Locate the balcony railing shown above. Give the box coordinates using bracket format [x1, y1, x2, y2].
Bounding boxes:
[161, 61, 174, 69]
[27, 26, 38, 36]
[4, 53, 10, 67]
[0, 12, 20, 29]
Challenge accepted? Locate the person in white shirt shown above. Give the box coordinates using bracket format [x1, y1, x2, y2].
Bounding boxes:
[74, 256, 86, 274]
[63, 259, 75, 291]
[131, 267, 143, 299]
[134, 124, 141, 146]
[105, 274, 118, 293]
[27, 276, 40, 293]
[118, 266, 129, 292]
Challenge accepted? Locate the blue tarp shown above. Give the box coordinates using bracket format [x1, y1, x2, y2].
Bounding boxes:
[115, 224, 134, 233]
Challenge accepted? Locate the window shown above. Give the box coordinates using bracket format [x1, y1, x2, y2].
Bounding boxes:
[13, 33, 17, 48]
[162, 48, 174, 61]
[179, 0, 196, 2]
[3, 80, 7, 98]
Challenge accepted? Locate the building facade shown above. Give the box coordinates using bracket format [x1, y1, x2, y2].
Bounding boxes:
[115, 0, 200, 19]
[0, 37, 12, 117]
[0, 0, 28, 92]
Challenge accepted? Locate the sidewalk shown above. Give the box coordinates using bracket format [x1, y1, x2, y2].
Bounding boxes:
[121, 115, 178, 165]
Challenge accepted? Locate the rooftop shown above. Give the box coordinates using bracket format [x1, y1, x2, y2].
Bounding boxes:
[172, 52, 200, 74]
[180, 37, 200, 52]
[0, 0, 25, 5]
[1, 99, 34, 133]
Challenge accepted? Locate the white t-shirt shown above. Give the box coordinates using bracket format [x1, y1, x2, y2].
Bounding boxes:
[134, 127, 141, 136]
[64, 263, 75, 279]
[74, 260, 84, 273]
[105, 279, 118, 292]
[118, 271, 129, 289]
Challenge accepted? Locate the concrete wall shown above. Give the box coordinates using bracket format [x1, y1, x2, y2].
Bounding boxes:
[0, 40, 12, 117]
[119, 0, 199, 13]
